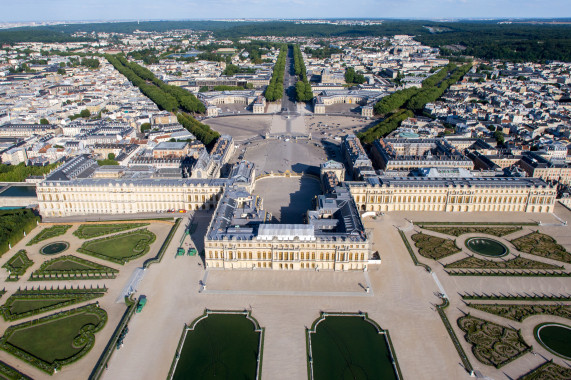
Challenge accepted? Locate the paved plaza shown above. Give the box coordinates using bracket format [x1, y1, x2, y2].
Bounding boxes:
[98, 205, 571, 380]
[253, 176, 321, 223]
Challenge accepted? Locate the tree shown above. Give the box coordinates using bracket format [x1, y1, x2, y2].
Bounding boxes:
[57, 68, 66, 75]
[39, 118, 50, 125]
[108, 153, 115, 160]
[494, 130, 505, 145]
[140, 123, 151, 133]
[79, 109, 91, 118]
[345, 67, 365, 84]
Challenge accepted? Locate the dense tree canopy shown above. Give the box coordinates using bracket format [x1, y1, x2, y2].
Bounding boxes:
[264, 45, 287, 102]
[0, 208, 40, 255]
[106, 54, 205, 114]
[176, 112, 220, 147]
[345, 67, 366, 85]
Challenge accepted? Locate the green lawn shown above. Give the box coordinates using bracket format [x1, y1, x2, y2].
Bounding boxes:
[2, 250, 33, 280]
[31, 255, 118, 281]
[45, 259, 97, 271]
[8, 299, 69, 315]
[8, 314, 100, 362]
[26, 225, 71, 246]
[1, 304, 107, 372]
[309, 316, 398, 380]
[78, 229, 156, 264]
[172, 313, 261, 380]
[73, 223, 149, 239]
[1, 288, 107, 321]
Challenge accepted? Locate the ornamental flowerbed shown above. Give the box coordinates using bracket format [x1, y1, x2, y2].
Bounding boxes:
[519, 361, 571, 380]
[77, 229, 156, 264]
[0, 359, 32, 380]
[510, 232, 571, 264]
[468, 303, 571, 323]
[26, 225, 71, 246]
[457, 315, 531, 368]
[421, 226, 522, 237]
[1, 286, 107, 321]
[410, 233, 461, 260]
[30, 255, 118, 281]
[73, 223, 149, 239]
[445, 255, 563, 270]
[0, 304, 107, 374]
[2, 250, 33, 281]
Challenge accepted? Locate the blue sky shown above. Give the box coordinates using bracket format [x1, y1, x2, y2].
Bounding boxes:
[2, 0, 571, 22]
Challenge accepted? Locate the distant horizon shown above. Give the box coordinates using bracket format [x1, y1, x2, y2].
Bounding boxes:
[1, 0, 570, 24]
[3, 17, 571, 24]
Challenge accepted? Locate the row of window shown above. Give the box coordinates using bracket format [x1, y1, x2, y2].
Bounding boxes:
[208, 251, 366, 261]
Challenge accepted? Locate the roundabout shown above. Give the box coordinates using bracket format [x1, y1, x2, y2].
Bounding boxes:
[465, 237, 508, 257]
[40, 241, 69, 255]
[534, 323, 571, 360]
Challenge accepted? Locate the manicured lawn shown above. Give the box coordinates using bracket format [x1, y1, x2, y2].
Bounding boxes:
[26, 225, 71, 246]
[9, 299, 69, 315]
[78, 229, 156, 264]
[73, 223, 149, 239]
[1, 304, 107, 372]
[172, 313, 262, 380]
[8, 314, 99, 362]
[1, 288, 106, 321]
[45, 259, 97, 271]
[31, 255, 118, 281]
[310, 316, 398, 380]
[2, 250, 33, 280]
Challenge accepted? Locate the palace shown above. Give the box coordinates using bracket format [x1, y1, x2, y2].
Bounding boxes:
[347, 175, 556, 213]
[204, 184, 371, 271]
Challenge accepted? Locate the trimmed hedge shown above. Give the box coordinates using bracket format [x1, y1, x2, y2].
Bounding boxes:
[26, 225, 71, 245]
[89, 298, 137, 380]
[398, 230, 431, 272]
[2, 250, 33, 281]
[468, 303, 571, 323]
[30, 255, 118, 281]
[0, 359, 32, 380]
[445, 255, 563, 270]
[0, 304, 107, 374]
[447, 270, 571, 277]
[462, 293, 571, 302]
[143, 218, 181, 268]
[421, 226, 522, 237]
[1, 286, 107, 321]
[436, 298, 473, 374]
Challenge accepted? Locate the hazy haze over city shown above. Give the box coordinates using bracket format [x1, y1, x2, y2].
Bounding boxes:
[1, 0, 571, 22]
